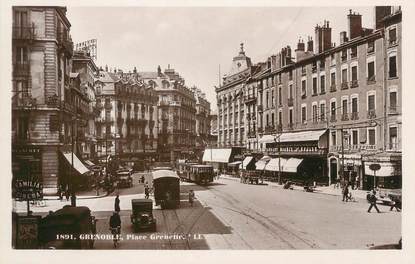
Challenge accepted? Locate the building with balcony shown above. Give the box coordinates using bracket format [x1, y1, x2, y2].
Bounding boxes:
[11, 6, 81, 195]
[139, 66, 197, 162]
[216, 43, 254, 149]
[193, 87, 211, 160]
[93, 68, 158, 164]
[71, 50, 99, 161]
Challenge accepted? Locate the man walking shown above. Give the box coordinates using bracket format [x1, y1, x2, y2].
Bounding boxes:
[144, 184, 150, 199]
[114, 194, 120, 213]
[390, 196, 401, 212]
[367, 190, 381, 213]
[342, 183, 349, 202]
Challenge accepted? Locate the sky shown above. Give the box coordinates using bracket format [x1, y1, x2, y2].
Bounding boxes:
[67, 6, 374, 111]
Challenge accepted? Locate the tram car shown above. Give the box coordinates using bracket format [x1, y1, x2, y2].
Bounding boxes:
[152, 169, 180, 209]
[179, 163, 214, 185]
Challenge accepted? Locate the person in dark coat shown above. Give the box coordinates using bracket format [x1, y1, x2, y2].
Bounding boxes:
[114, 195, 120, 212]
[144, 185, 150, 199]
[342, 184, 349, 202]
[367, 190, 381, 213]
[390, 196, 401, 212]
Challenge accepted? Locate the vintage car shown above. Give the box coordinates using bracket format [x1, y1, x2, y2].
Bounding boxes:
[130, 199, 156, 232]
[116, 170, 133, 188]
[38, 205, 97, 249]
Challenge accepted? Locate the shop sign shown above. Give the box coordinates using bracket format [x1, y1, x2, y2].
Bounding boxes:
[14, 180, 43, 201]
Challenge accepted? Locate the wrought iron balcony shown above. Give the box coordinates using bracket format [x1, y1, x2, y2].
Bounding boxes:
[350, 80, 358, 88]
[13, 96, 36, 109]
[388, 106, 398, 115]
[367, 109, 376, 119]
[341, 113, 349, 121]
[351, 112, 359, 120]
[330, 115, 337, 123]
[12, 25, 35, 40]
[330, 84, 337, 92]
[13, 62, 30, 76]
[287, 97, 294, 106]
[367, 76, 376, 85]
[341, 82, 349, 90]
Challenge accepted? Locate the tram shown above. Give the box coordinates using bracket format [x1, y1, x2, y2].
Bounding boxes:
[152, 169, 180, 209]
[178, 163, 214, 185]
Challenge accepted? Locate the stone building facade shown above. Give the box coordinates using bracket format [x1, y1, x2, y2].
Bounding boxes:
[93, 69, 158, 164]
[11, 6, 80, 194]
[139, 66, 197, 162]
[216, 7, 402, 189]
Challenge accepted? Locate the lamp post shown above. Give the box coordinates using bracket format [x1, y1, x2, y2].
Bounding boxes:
[71, 117, 77, 206]
[274, 132, 282, 185]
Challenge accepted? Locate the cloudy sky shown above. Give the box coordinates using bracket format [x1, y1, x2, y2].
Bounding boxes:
[67, 6, 374, 110]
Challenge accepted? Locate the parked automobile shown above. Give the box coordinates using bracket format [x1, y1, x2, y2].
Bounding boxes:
[38, 206, 97, 249]
[130, 199, 156, 232]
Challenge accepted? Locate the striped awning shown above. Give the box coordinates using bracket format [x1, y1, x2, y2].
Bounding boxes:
[255, 155, 271, 170]
[203, 148, 232, 163]
[283, 158, 303, 173]
[62, 152, 90, 175]
[265, 158, 288, 172]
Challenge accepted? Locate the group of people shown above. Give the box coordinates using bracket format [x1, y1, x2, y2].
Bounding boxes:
[341, 183, 355, 202]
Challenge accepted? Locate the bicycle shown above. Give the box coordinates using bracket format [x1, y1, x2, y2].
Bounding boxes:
[109, 226, 121, 248]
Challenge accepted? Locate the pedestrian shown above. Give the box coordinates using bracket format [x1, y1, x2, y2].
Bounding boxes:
[65, 186, 70, 201]
[342, 184, 349, 202]
[188, 190, 195, 207]
[114, 194, 120, 213]
[141, 175, 145, 184]
[367, 190, 381, 213]
[390, 196, 401, 212]
[57, 185, 63, 201]
[144, 185, 150, 199]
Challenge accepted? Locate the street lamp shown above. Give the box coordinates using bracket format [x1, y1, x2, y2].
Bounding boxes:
[274, 132, 282, 185]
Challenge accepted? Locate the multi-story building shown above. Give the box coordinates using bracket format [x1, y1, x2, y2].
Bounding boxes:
[216, 43, 253, 148]
[216, 7, 402, 190]
[193, 87, 211, 160]
[11, 6, 88, 194]
[71, 50, 99, 160]
[208, 110, 218, 148]
[139, 66, 197, 162]
[93, 69, 159, 164]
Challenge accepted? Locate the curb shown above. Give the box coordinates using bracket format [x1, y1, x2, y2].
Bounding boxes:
[220, 175, 368, 200]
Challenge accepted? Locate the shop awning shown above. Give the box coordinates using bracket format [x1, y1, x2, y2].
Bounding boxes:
[84, 160, 95, 166]
[242, 156, 254, 169]
[279, 129, 327, 143]
[283, 158, 303, 173]
[265, 158, 288, 172]
[365, 162, 399, 177]
[255, 156, 271, 170]
[228, 161, 242, 167]
[62, 152, 90, 175]
[259, 134, 277, 144]
[202, 148, 232, 163]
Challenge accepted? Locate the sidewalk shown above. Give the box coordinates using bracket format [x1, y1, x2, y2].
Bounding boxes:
[220, 174, 369, 200]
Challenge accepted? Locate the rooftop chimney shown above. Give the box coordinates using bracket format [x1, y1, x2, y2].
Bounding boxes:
[340, 31, 348, 45]
[348, 9, 362, 40]
[321, 20, 332, 52]
[374, 6, 391, 30]
[296, 38, 305, 51]
[307, 36, 313, 52]
[315, 25, 322, 53]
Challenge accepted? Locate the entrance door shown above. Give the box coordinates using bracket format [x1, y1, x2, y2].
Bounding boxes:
[330, 158, 337, 184]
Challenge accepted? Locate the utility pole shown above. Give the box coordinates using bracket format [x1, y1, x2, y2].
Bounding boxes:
[341, 127, 345, 185]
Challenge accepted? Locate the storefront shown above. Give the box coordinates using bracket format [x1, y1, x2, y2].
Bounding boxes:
[202, 148, 232, 173]
[261, 129, 329, 185]
[59, 151, 91, 191]
[362, 153, 402, 190]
